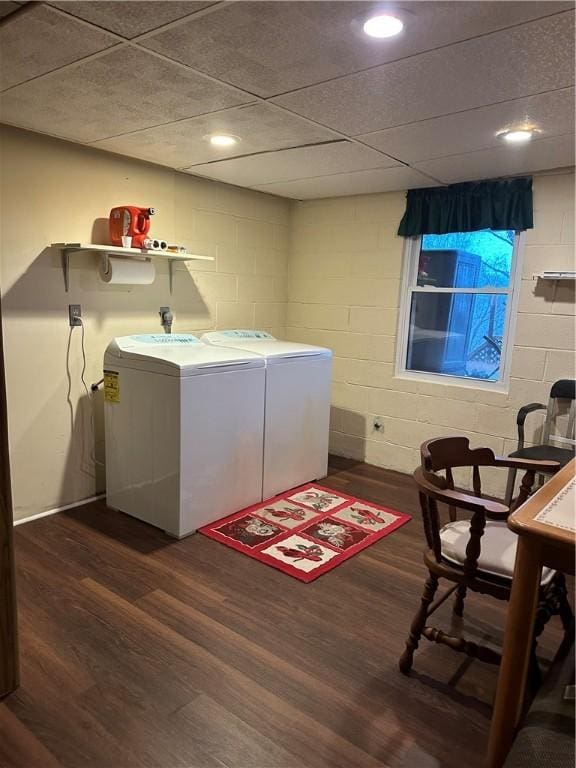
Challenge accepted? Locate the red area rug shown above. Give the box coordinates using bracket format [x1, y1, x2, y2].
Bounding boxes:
[199, 483, 411, 583]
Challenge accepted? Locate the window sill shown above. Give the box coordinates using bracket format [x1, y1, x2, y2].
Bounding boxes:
[394, 370, 510, 394]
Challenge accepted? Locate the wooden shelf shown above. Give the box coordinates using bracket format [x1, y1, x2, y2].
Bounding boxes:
[52, 242, 214, 293]
[532, 271, 576, 281]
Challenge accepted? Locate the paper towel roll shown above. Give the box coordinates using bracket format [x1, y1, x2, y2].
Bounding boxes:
[99, 256, 156, 285]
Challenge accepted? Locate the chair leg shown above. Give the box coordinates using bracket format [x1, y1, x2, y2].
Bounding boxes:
[525, 595, 550, 695]
[399, 573, 439, 675]
[553, 573, 574, 634]
[529, 575, 574, 697]
[504, 467, 517, 508]
[453, 583, 467, 617]
[528, 646, 542, 694]
[533, 595, 550, 647]
[532, 575, 574, 661]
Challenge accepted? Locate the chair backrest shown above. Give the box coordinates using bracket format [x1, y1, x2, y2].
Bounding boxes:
[543, 379, 576, 449]
[420, 435, 501, 521]
[415, 437, 506, 571]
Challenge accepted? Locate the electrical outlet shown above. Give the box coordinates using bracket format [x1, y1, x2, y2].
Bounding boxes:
[68, 304, 82, 327]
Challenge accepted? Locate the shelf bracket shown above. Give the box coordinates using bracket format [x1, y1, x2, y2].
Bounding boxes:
[61, 247, 83, 293]
[60, 246, 86, 292]
[62, 249, 70, 293]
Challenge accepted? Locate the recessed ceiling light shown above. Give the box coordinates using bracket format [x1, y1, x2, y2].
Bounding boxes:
[363, 14, 404, 38]
[207, 134, 240, 147]
[501, 129, 534, 144]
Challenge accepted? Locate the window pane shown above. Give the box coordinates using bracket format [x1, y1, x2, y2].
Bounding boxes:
[418, 230, 514, 288]
[406, 292, 508, 381]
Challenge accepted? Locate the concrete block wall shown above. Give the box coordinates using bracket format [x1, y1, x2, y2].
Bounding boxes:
[173, 172, 289, 339]
[0, 126, 290, 520]
[286, 170, 575, 496]
[2, 121, 573, 519]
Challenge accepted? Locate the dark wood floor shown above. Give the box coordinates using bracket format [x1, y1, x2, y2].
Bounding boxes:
[0, 458, 566, 768]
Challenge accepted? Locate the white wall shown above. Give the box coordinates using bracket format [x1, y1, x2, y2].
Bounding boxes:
[287, 170, 575, 494]
[0, 126, 290, 521]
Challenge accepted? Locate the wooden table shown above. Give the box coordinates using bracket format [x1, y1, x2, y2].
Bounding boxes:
[486, 458, 575, 767]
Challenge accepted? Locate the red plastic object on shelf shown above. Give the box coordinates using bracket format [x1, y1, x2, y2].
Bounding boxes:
[109, 206, 155, 247]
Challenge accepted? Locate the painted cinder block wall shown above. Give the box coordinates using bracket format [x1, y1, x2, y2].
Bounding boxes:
[286, 169, 575, 495]
[1, 122, 573, 520]
[0, 126, 290, 521]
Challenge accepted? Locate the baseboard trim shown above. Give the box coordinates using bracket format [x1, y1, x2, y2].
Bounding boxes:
[13, 494, 106, 526]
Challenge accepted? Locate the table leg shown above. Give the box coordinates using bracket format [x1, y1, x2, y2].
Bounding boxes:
[486, 536, 542, 768]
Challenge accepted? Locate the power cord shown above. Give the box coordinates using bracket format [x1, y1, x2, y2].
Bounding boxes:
[79, 319, 90, 401]
[72, 319, 105, 469]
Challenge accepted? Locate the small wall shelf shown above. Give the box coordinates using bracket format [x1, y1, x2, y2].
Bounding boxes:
[532, 271, 576, 281]
[52, 243, 214, 293]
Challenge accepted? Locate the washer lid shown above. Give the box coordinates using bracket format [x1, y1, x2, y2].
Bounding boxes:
[104, 334, 265, 375]
[201, 330, 332, 362]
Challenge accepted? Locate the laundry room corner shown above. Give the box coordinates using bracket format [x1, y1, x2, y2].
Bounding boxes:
[0, 125, 292, 522]
[1, 3, 574, 764]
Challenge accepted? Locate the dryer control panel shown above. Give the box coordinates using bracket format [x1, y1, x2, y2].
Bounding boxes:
[127, 334, 201, 345]
[205, 330, 275, 342]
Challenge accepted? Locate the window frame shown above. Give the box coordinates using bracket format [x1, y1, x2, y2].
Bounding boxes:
[394, 230, 525, 392]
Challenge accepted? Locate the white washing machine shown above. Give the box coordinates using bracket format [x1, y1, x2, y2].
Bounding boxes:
[103, 334, 265, 537]
[201, 330, 332, 499]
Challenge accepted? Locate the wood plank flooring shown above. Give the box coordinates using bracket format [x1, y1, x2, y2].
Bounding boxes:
[0, 458, 566, 768]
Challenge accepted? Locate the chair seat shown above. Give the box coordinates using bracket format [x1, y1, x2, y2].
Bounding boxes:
[440, 520, 554, 585]
[509, 444, 575, 465]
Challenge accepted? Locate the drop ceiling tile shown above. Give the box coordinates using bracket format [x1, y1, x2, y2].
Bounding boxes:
[359, 88, 576, 163]
[0, 4, 117, 91]
[0, 47, 253, 142]
[252, 166, 440, 200]
[186, 141, 399, 186]
[142, 1, 574, 98]
[91, 104, 341, 168]
[49, 1, 214, 39]
[414, 133, 575, 184]
[0, 2, 20, 20]
[273, 11, 575, 135]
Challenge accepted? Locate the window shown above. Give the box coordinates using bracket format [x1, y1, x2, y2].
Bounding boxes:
[396, 229, 524, 388]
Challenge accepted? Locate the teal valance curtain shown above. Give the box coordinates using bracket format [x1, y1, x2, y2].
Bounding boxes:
[397, 177, 533, 236]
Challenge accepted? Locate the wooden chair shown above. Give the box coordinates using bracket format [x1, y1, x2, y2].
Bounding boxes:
[504, 379, 576, 506]
[399, 436, 573, 676]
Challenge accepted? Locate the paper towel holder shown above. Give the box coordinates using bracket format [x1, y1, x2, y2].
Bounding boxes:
[51, 242, 215, 293]
[99, 253, 156, 286]
[100, 252, 152, 280]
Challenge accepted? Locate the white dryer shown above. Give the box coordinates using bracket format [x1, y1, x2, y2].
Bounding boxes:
[104, 334, 265, 537]
[201, 330, 332, 499]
